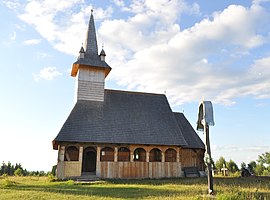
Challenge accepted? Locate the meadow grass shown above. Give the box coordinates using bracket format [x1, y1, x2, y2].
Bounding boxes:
[0, 176, 269, 199]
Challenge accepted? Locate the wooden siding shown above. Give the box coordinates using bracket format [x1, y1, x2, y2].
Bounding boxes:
[76, 68, 105, 101]
[64, 161, 82, 177]
[99, 161, 182, 179]
[180, 149, 204, 171]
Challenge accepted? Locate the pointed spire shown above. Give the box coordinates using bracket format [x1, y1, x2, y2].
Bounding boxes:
[84, 9, 98, 55]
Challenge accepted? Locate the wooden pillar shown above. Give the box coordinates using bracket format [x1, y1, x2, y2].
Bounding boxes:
[58, 145, 65, 162]
[161, 151, 165, 162]
[96, 146, 101, 177]
[130, 150, 134, 162]
[176, 148, 180, 162]
[146, 151, 149, 162]
[114, 147, 118, 162]
[79, 146, 83, 162]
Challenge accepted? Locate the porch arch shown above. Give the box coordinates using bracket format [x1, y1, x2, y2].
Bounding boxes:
[118, 147, 130, 162]
[100, 147, 114, 161]
[133, 148, 146, 161]
[149, 148, 162, 162]
[165, 148, 177, 162]
[64, 146, 79, 161]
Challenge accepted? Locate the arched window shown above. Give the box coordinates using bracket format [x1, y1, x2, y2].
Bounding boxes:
[118, 147, 130, 162]
[100, 147, 114, 161]
[149, 148, 162, 162]
[64, 146, 79, 161]
[134, 148, 146, 162]
[165, 148, 177, 162]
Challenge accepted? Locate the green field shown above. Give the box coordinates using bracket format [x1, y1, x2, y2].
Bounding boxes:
[0, 176, 269, 200]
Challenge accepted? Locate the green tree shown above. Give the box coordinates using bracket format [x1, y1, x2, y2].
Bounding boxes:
[257, 152, 270, 165]
[14, 168, 23, 176]
[226, 159, 239, 174]
[247, 161, 256, 174]
[255, 163, 265, 175]
[215, 156, 226, 172]
[240, 162, 246, 170]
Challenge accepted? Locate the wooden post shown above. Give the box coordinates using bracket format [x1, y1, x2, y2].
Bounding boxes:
[204, 124, 213, 194]
[130, 150, 134, 162]
[79, 146, 83, 162]
[114, 147, 118, 162]
[146, 151, 149, 162]
[59, 145, 65, 162]
[96, 146, 101, 177]
[176, 148, 180, 162]
[161, 151, 165, 162]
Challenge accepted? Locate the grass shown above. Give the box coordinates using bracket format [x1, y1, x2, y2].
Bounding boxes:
[0, 176, 270, 199]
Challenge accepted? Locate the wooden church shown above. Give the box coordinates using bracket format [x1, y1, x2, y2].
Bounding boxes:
[52, 11, 205, 179]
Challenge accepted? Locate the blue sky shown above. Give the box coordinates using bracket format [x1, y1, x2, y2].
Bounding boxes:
[0, 0, 270, 171]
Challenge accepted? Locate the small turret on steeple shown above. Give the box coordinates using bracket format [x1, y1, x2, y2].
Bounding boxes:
[99, 48, 106, 61]
[79, 46, 85, 59]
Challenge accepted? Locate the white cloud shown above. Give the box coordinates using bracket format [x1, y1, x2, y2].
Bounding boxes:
[3, 0, 20, 11]
[7, 0, 270, 105]
[113, 0, 125, 7]
[18, 0, 112, 55]
[9, 31, 16, 41]
[33, 67, 62, 82]
[23, 39, 41, 45]
[99, 3, 270, 105]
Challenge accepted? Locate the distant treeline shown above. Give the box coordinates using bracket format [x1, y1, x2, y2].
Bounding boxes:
[0, 162, 55, 176]
[214, 151, 270, 176]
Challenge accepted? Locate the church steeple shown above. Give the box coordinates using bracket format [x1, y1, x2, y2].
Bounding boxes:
[84, 10, 98, 55]
[71, 10, 111, 102]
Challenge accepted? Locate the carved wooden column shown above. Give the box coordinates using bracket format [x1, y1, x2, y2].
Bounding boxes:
[146, 151, 149, 162]
[130, 150, 134, 162]
[96, 146, 101, 177]
[176, 147, 180, 162]
[58, 145, 65, 162]
[114, 147, 118, 162]
[161, 151, 165, 162]
[79, 146, 83, 162]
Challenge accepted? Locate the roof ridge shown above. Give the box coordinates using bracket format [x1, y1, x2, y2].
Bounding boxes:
[105, 89, 166, 96]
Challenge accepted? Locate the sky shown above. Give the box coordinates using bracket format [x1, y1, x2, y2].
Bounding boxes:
[0, 0, 270, 172]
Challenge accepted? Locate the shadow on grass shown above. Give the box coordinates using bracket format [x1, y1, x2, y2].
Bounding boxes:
[3, 182, 202, 199]
[2, 177, 270, 199]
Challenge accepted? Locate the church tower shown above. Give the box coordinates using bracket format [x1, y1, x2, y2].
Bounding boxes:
[71, 10, 111, 102]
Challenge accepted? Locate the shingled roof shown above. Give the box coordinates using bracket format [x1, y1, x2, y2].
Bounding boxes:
[53, 90, 204, 149]
[173, 112, 205, 149]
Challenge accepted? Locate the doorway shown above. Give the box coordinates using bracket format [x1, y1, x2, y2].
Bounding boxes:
[82, 147, 96, 173]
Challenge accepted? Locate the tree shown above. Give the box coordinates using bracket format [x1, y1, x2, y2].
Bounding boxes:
[255, 163, 265, 175]
[257, 152, 270, 165]
[240, 162, 246, 170]
[226, 159, 239, 174]
[14, 168, 23, 176]
[215, 156, 226, 172]
[247, 161, 256, 174]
